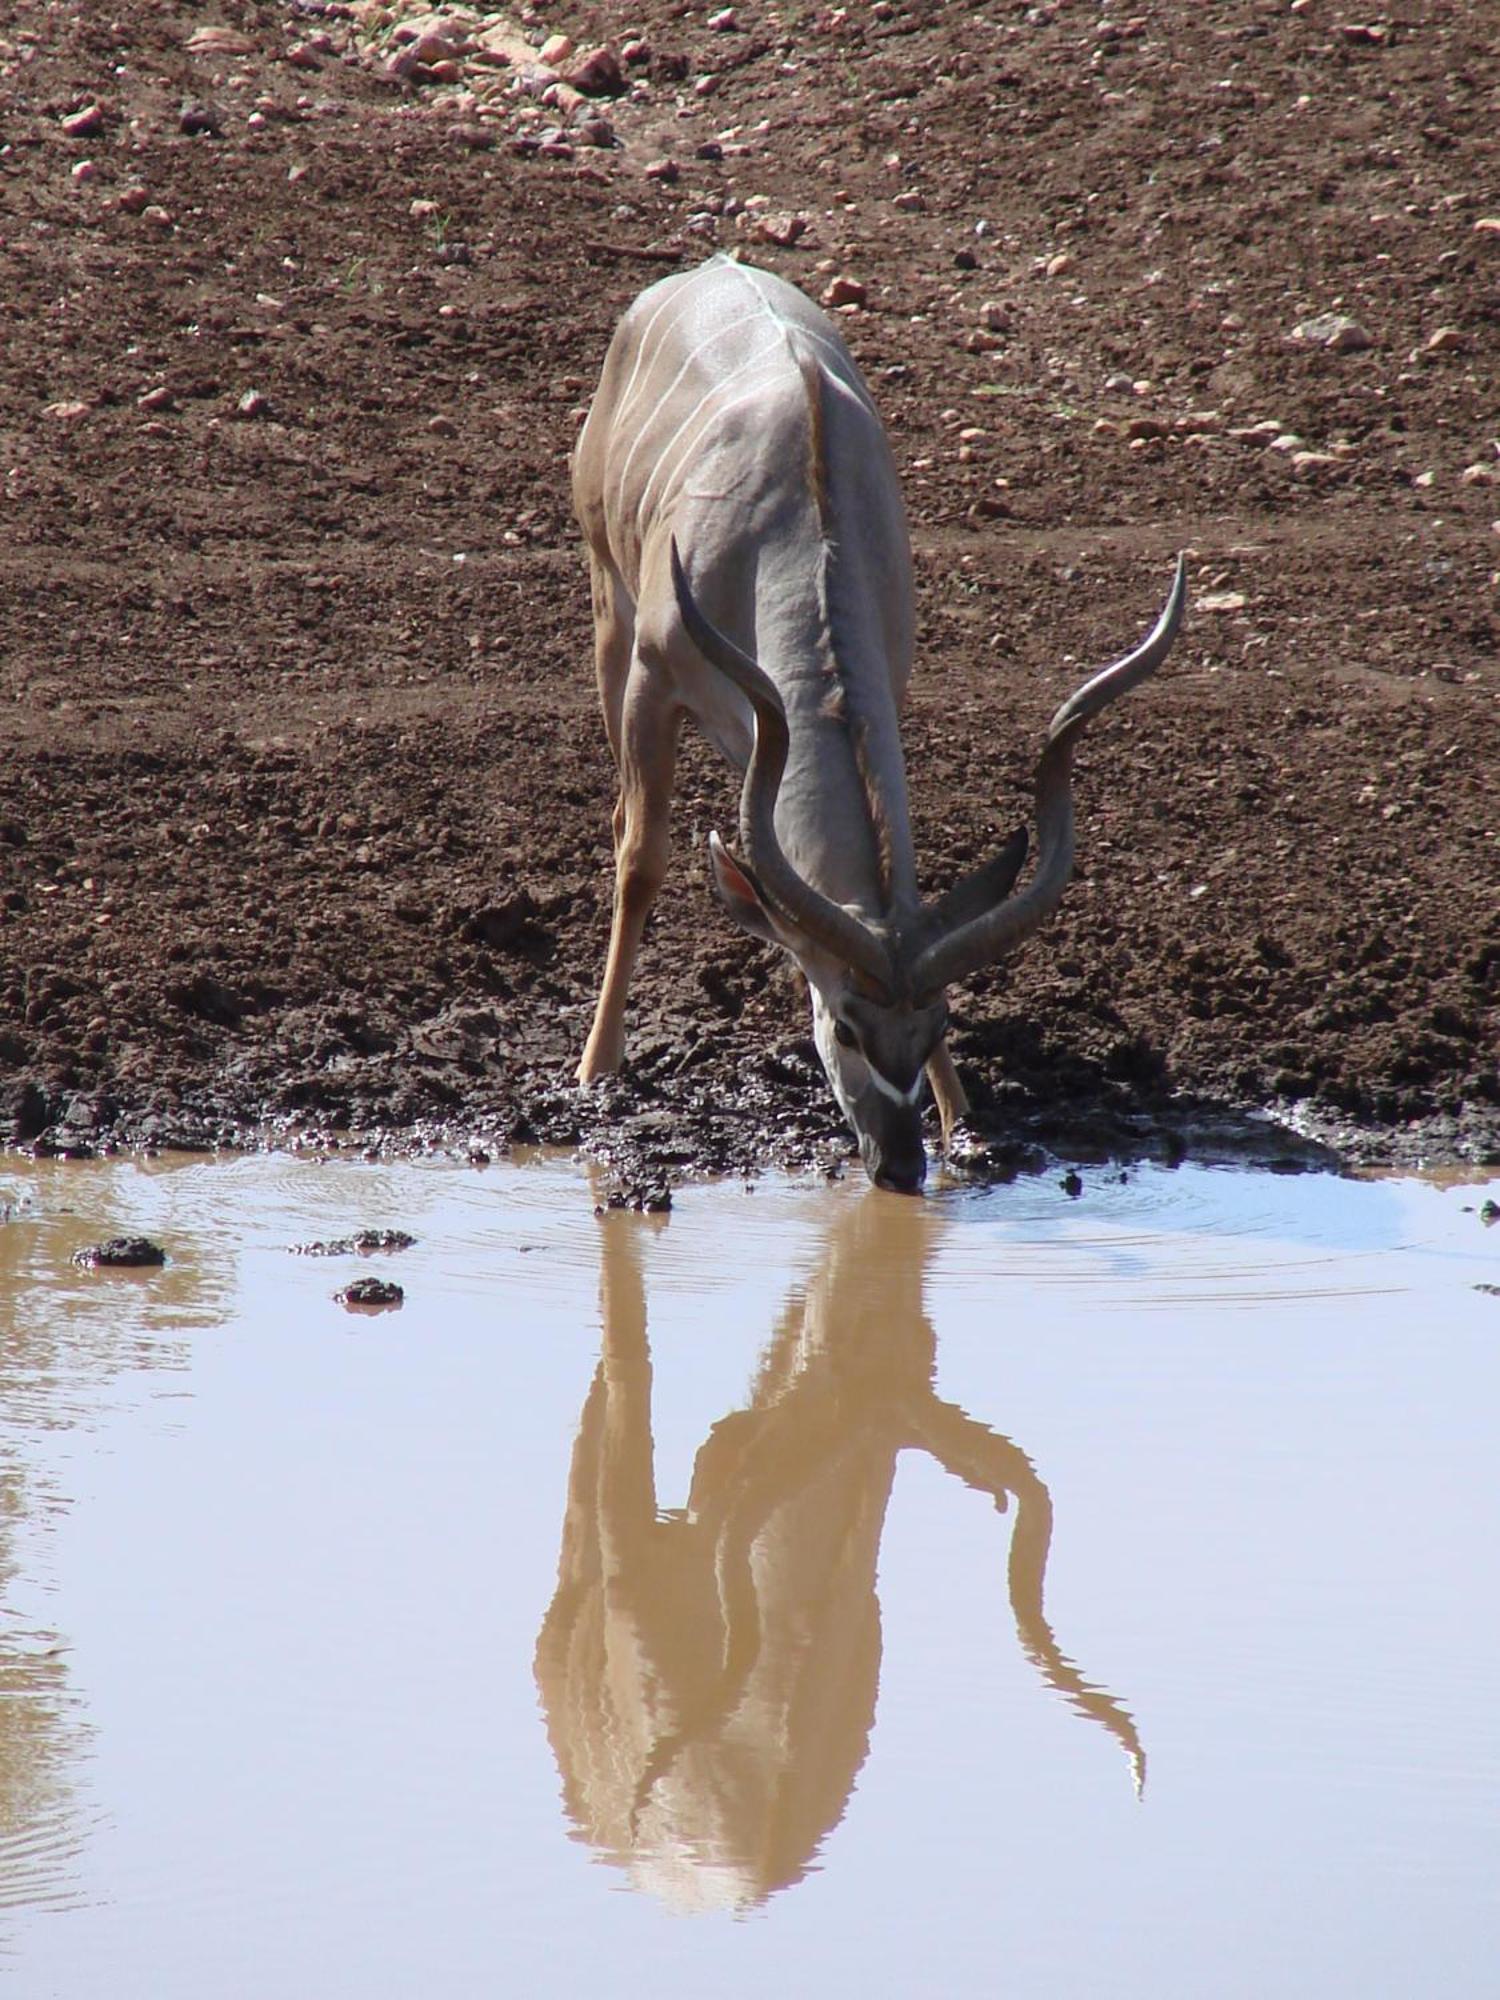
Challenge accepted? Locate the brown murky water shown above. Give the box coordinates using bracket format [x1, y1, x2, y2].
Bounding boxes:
[2, 1153, 1497, 1998]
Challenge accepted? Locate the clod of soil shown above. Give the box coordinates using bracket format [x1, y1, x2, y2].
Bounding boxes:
[291, 1230, 417, 1257]
[71, 1237, 167, 1270]
[335, 1277, 405, 1311]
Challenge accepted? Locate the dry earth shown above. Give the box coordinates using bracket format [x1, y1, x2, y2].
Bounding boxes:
[1, 0, 1496, 1197]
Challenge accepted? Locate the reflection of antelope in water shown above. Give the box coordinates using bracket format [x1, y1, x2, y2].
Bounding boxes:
[534, 1192, 1142, 1913]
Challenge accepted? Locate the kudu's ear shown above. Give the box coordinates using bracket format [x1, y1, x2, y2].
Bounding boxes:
[708, 831, 786, 947]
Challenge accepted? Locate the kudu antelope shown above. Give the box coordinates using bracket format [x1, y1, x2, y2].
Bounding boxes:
[573, 256, 1185, 1190]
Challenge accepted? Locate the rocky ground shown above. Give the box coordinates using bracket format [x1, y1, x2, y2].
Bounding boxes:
[1, 0, 1496, 1198]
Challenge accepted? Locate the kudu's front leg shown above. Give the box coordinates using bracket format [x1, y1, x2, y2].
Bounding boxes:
[577, 660, 683, 1085]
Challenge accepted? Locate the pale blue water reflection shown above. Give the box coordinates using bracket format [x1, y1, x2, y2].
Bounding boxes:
[0, 1152, 1496, 1998]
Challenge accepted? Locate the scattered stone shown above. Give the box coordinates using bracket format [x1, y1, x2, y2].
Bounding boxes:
[1061, 1170, 1083, 1199]
[117, 185, 150, 213]
[1124, 415, 1170, 442]
[137, 385, 175, 413]
[1229, 420, 1285, 445]
[891, 189, 923, 212]
[979, 299, 1010, 332]
[60, 104, 106, 140]
[70, 159, 99, 184]
[72, 1236, 166, 1270]
[644, 157, 680, 183]
[1423, 326, 1467, 355]
[336, 1276, 405, 1310]
[43, 399, 90, 421]
[179, 100, 223, 138]
[708, 7, 739, 28]
[1291, 450, 1341, 473]
[575, 117, 618, 150]
[236, 389, 270, 419]
[562, 44, 626, 95]
[140, 204, 175, 229]
[1291, 313, 1373, 353]
[821, 274, 866, 309]
[751, 211, 808, 246]
[1339, 21, 1390, 43]
[186, 25, 257, 56]
[1479, 1200, 1499, 1226]
[446, 121, 496, 150]
[1460, 463, 1497, 487]
[427, 413, 458, 436]
[1474, 218, 1500, 238]
[1199, 590, 1247, 613]
[1044, 250, 1074, 278]
[537, 32, 575, 66]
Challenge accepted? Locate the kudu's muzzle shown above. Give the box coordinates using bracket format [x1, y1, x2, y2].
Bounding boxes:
[856, 1094, 927, 1195]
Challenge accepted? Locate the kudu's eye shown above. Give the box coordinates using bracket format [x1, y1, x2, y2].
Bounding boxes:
[833, 1018, 857, 1050]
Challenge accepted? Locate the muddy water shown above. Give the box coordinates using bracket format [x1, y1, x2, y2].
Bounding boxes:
[1, 1153, 1496, 1999]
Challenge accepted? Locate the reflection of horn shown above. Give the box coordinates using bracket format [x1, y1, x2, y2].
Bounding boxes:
[907, 1399, 1146, 1795]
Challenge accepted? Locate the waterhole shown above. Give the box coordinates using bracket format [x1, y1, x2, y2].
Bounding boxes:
[1, 1153, 1496, 1998]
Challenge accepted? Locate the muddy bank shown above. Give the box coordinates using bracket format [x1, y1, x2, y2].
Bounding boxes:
[1, 1, 1496, 1192]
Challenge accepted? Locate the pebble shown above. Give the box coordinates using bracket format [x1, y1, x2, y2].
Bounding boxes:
[236, 390, 270, 419]
[141, 205, 175, 228]
[537, 32, 574, 66]
[427, 414, 458, 436]
[117, 185, 150, 213]
[43, 400, 90, 421]
[1124, 415, 1169, 442]
[1291, 313, 1373, 353]
[60, 104, 105, 139]
[137, 385, 175, 413]
[1423, 326, 1467, 355]
[1474, 218, 1500, 238]
[644, 157, 680, 183]
[70, 159, 98, 183]
[1199, 591, 1247, 613]
[1044, 250, 1074, 278]
[752, 212, 808, 246]
[179, 99, 223, 137]
[821, 274, 866, 308]
[978, 299, 1010, 331]
[561, 45, 626, 96]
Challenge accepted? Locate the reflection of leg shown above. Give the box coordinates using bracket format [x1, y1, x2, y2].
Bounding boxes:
[578, 663, 683, 1083]
[926, 1039, 969, 1143]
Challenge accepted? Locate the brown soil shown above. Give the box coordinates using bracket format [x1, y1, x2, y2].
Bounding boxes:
[2, 0, 1496, 1195]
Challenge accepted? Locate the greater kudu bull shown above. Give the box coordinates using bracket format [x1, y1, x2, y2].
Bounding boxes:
[573, 256, 1184, 1189]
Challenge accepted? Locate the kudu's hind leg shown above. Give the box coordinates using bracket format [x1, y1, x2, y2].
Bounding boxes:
[927, 1041, 969, 1147]
[578, 646, 683, 1085]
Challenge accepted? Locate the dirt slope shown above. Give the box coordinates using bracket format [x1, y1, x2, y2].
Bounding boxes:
[1, 1, 1496, 1191]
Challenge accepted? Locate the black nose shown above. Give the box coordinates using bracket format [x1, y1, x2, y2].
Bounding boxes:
[864, 1132, 927, 1194]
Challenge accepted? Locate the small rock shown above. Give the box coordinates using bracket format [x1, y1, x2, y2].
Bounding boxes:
[752, 211, 808, 247]
[1198, 590, 1247, 613]
[1044, 250, 1074, 278]
[1061, 1170, 1083, 1199]
[1291, 450, 1341, 473]
[60, 104, 105, 140]
[708, 7, 739, 27]
[538, 32, 575, 66]
[1460, 464, 1497, 487]
[978, 299, 1010, 331]
[337, 1276, 404, 1311]
[891, 189, 923, 212]
[117, 185, 150, 213]
[1124, 415, 1170, 442]
[644, 157, 680, 183]
[446, 121, 496, 151]
[73, 1237, 166, 1270]
[1423, 325, 1467, 355]
[427, 414, 458, 437]
[43, 399, 90, 421]
[821, 274, 866, 309]
[186, 25, 257, 55]
[1473, 218, 1500, 238]
[70, 159, 99, 184]
[236, 389, 270, 419]
[179, 99, 223, 137]
[1291, 312, 1373, 353]
[137, 385, 175, 413]
[575, 117, 618, 149]
[1339, 21, 1389, 43]
[141, 204, 175, 228]
[1480, 1200, 1499, 1226]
